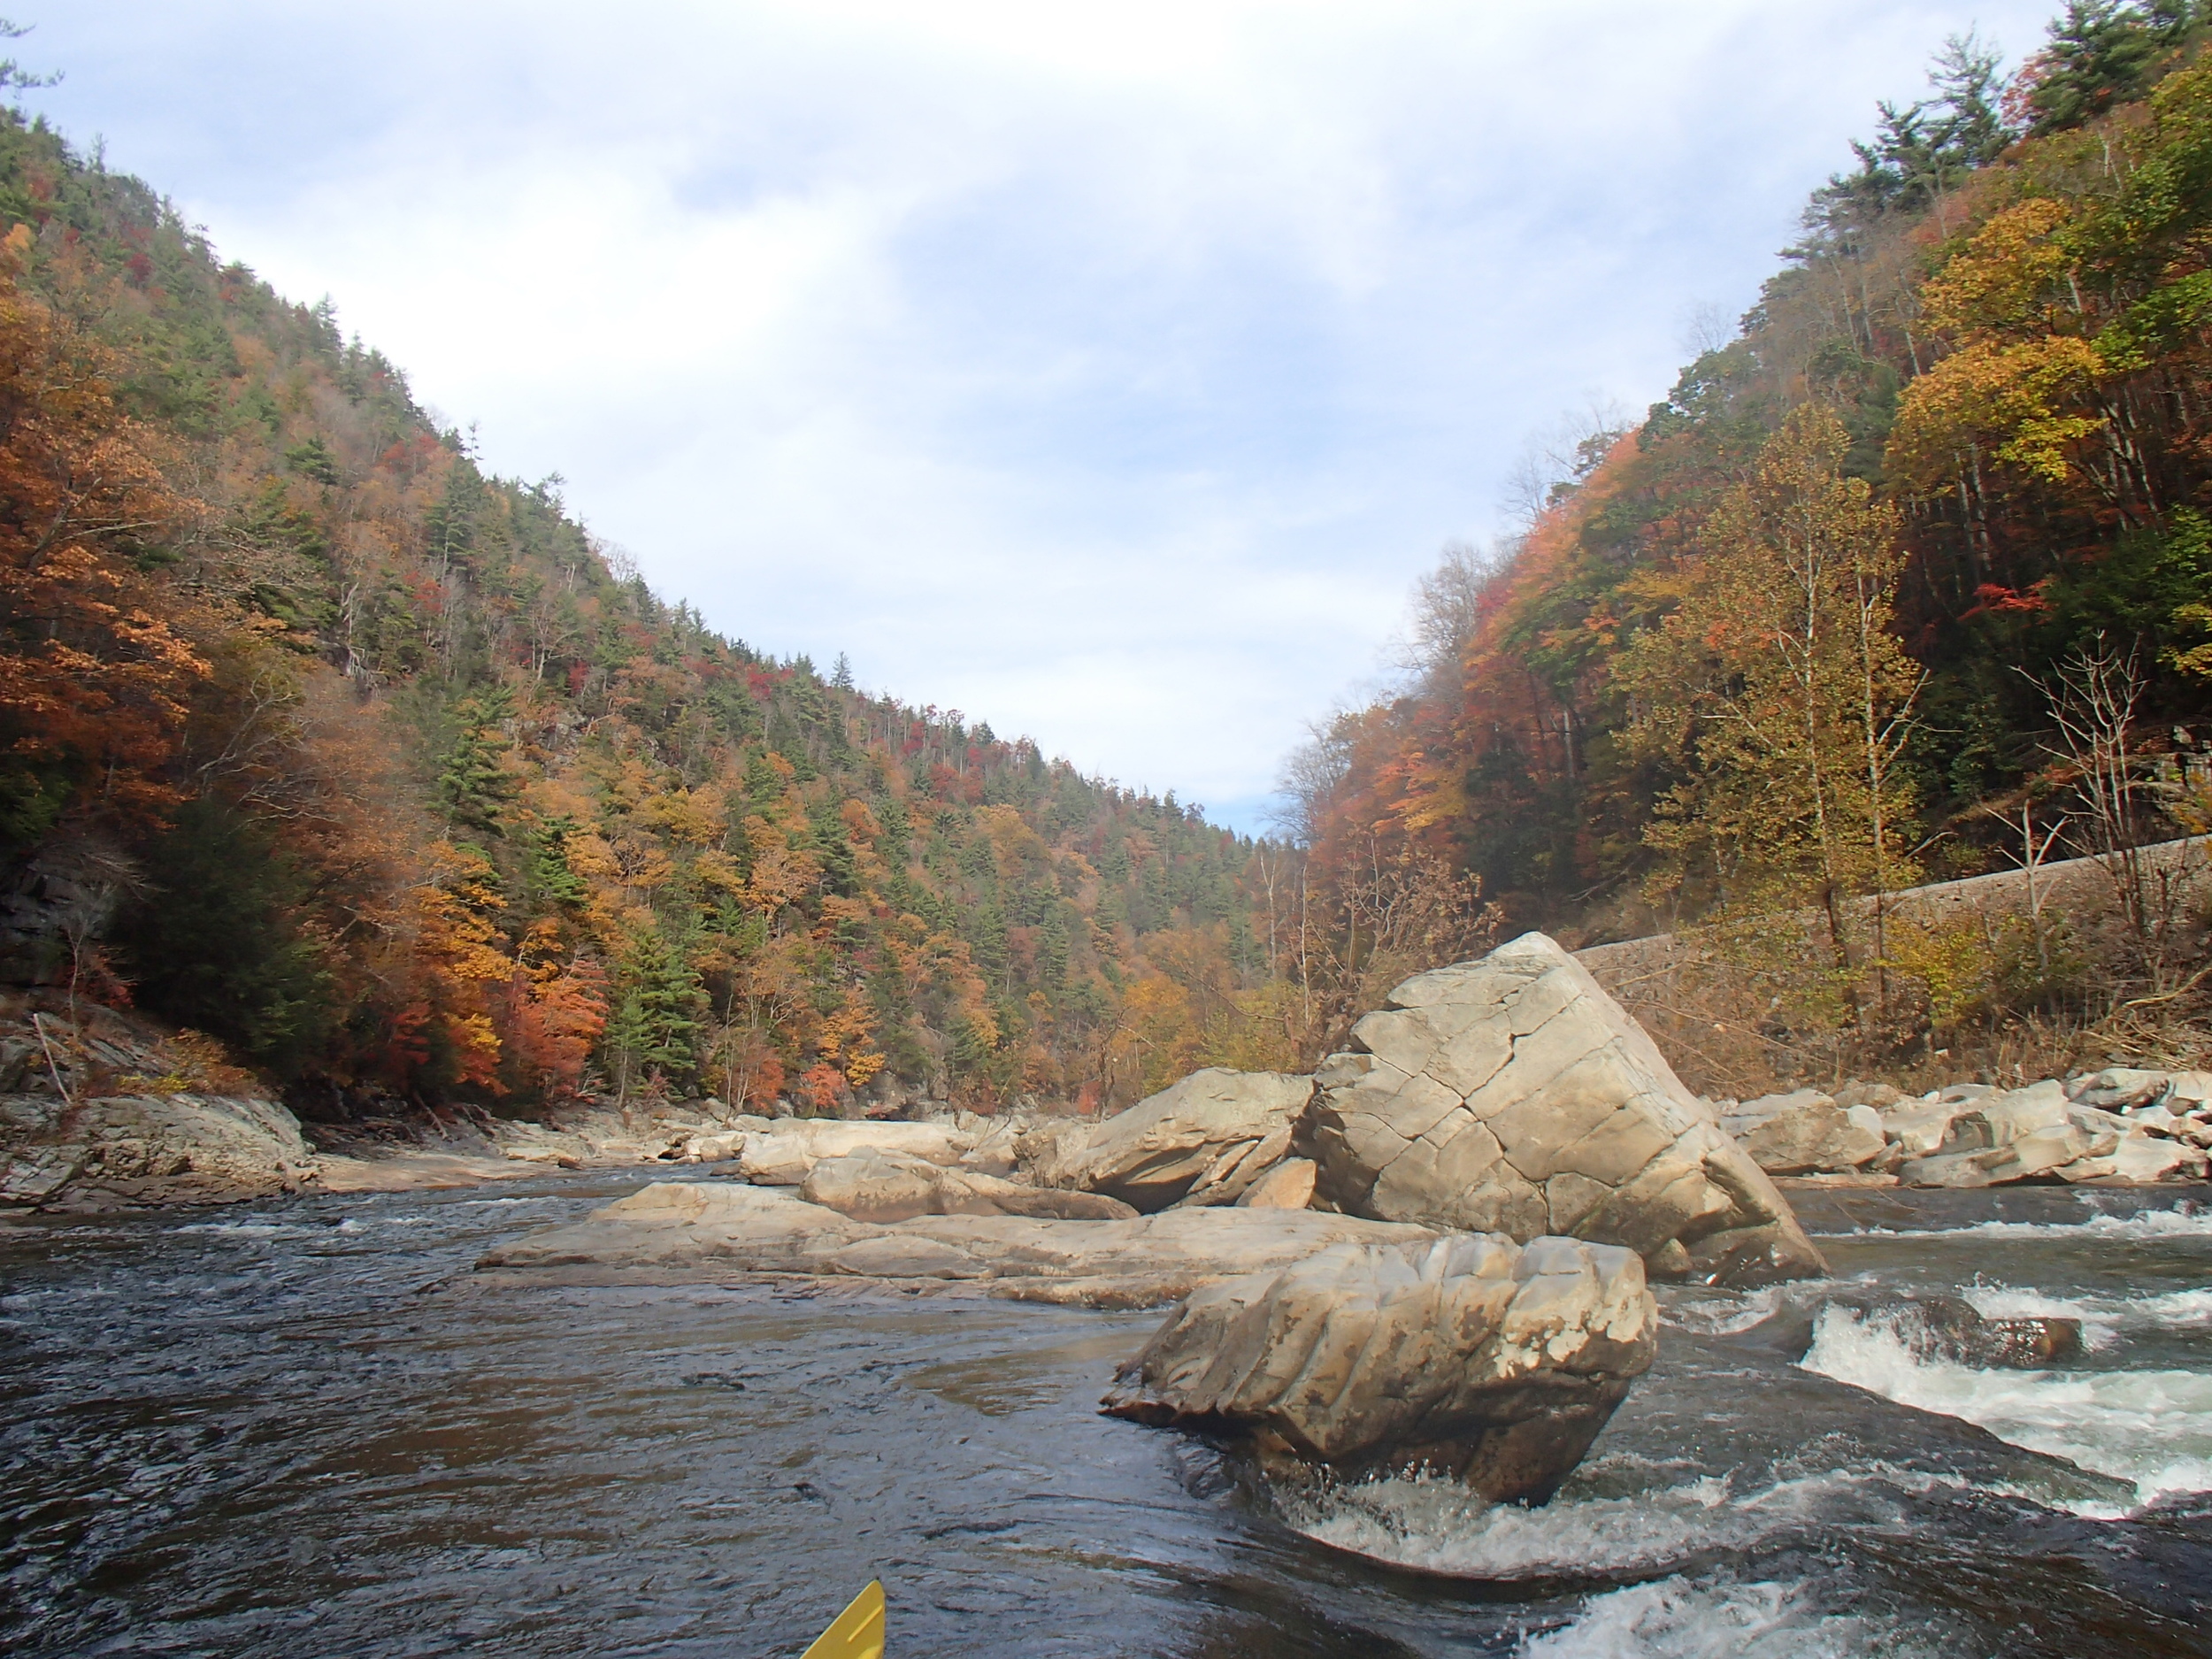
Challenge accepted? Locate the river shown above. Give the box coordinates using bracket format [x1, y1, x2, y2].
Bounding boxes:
[5, 1173, 2212, 1656]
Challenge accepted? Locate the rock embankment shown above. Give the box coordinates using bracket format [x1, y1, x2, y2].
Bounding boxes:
[1722, 1070, 2212, 1189]
[2, 1090, 319, 1207]
[1101, 1233, 1655, 1503]
[0, 999, 321, 1209]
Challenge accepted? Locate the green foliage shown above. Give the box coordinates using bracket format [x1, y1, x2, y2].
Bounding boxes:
[114, 799, 334, 1078]
[438, 694, 519, 837]
[605, 927, 704, 1098]
[2023, 2, 2171, 134]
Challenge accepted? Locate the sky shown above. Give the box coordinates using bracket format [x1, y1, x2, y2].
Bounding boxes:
[27, 0, 2062, 831]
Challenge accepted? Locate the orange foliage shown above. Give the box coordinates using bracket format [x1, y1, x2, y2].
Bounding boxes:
[0, 225, 211, 833]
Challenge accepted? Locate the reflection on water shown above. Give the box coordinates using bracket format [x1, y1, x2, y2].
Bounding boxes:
[4, 1177, 2212, 1656]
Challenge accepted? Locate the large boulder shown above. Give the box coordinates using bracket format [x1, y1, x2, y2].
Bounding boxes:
[1302, 933, 1827, 1287]
[734, 1119, 967, 1186]
[1727, 1090, 1886, 1174]
[1039, 1068, 1312, 1211]
[1100, 1233, 1655, 1503]
[478, 1180, 1444, 1308]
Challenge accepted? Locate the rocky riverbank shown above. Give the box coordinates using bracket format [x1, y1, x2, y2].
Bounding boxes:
[9, 932, 2212, 1223]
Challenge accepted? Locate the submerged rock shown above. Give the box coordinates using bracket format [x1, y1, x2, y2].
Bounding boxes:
[1302, 933, 1828, 1287]
[1100, 1233, 1655, 1504]
[1835, 1294, 2085, 1370]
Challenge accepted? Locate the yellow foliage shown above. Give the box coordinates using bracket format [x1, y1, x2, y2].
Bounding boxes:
[1880, 916, 1999, 1034]
[1887, 334, 2108, 489]
[1919, 198, 2078, 337]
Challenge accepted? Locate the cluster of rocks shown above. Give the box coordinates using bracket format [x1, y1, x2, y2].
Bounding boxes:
[481, 1179, 1661, 1503]
[15, 926, 2209, 1509]
[1720, 1069, 2212, 1189]
[481, 931, 1826, 1501]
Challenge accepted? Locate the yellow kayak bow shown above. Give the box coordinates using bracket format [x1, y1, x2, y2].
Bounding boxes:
[801, 1579, 885, 1659]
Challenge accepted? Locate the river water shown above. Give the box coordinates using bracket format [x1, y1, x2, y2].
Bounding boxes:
[6, 1174, 2212, 1657]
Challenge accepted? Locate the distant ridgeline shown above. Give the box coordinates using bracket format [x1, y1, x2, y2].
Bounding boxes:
[1292, 4, 2212, 968]
[0, 107, 1310, 1113]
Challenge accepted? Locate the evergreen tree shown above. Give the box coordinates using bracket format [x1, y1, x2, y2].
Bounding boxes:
[2024, 1, 2162, 133]
[525, 816, 588, 909]
[438, 693, 518, 836]
[1927, 31, 2016, 168]
[604, 927, 703, 1100]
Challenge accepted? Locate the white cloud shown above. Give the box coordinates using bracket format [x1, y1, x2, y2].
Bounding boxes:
[35, 0, 2062, 826]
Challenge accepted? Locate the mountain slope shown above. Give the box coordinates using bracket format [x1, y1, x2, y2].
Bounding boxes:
[0, 106, 1297, 1115]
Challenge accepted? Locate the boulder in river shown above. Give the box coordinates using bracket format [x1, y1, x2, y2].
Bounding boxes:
[1302, 932, 1828, 1287]
[1035, 1068, 1312, 1211]
[1100, 1233, 1655, 1503]
[1727, 1090, 1886, 1175]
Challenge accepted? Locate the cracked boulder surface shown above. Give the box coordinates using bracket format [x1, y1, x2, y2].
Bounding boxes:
[1100, 1233, 1655, 1503]
[1302, 932, 1828, 1288]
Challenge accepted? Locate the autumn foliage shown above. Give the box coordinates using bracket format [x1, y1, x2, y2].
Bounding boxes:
[1290, 14, 2212, 986]
[0, 107, 1289, 1114]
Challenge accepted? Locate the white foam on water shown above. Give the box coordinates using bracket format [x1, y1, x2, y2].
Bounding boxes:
[173, 1220, 296, 1237]
[1284, 1466, 1957, 1578]
[1962, 1281, 2212, 1349]
[1801, 1304, 2212, 1504]
[1288, 1474, 1737, 1577]
[1518, 1578, 1942, 1659]
[1838, 1205, 2212, 1242]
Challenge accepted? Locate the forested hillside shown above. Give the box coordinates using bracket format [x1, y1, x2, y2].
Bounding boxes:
[0, 104, 1374, 1116]
[14, 1, 2206, 1115]
[1293, 2, 2212, 1045]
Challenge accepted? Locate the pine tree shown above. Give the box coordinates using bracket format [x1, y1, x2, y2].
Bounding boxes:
[525, 815, 588, 908]
[437, 694, 518, 837]
[1927, 31, 2016, 169]
[2024, 1, 2162, 134]
[603, 926, 703, 1100]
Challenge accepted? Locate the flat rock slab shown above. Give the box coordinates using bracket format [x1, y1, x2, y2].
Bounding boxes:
[477, 1180, 1446, 1308]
